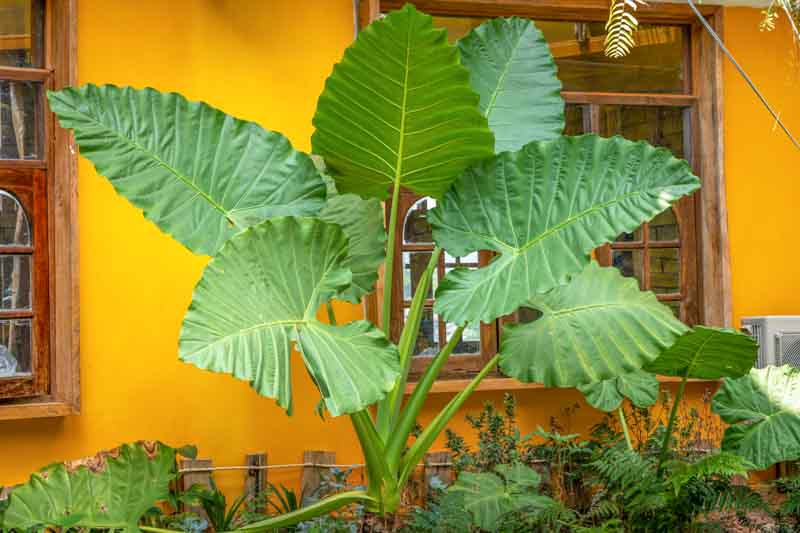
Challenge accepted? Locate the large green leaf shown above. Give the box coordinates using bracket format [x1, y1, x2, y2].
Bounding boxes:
[3, 441, 182, 532]
[646, 326, 757, 379]
[430, 134, 700, 325]
[318, 193, 386, 303]
[712, 365, 800, 470]
[48, 84, 326, 256]
[457, 17, 564, 152]
[499, 262, 688, 387]
[180, 216, 399, 416]
[311, 4, 495, 200]
[579, 369, 659, 412]
[448, 463, 553, 532]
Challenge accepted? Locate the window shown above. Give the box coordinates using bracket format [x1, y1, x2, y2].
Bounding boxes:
[0, 0, 79, 418]
[363, 1, 728, 386]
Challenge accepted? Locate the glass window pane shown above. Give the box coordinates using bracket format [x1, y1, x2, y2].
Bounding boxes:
[650, 248, 680, 294]
[0, 190, 30, 245]
[599, 105, 686, 158]
[545, 22, 685, 93]
[0, 318, 31, 377]
[517, 306, 542, 324]
[444, 251, 479, 269]
[403, 197, 436, 244]
[447, 321, 480, 355]
[613, 249, 644, 288]
[432, 17, 686, 94]
[0, 80, 43, 160]
[649, 209, 679, 242]
[0, 254, 30, 309]
[403, 251, 437, 301]
[616, 227, 643, 243]
[0, 0, 44, 68]
[564, 104, 585, 135]
[406, 308, 440, 357]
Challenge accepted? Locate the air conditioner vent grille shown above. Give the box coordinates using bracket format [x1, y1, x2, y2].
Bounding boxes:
[778, 333, 800, 368]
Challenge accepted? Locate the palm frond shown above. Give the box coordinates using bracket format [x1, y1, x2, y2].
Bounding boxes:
[604, 0, 647, 58]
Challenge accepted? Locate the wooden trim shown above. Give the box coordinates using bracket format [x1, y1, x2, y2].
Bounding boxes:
[406, 375, 717, 394]
[563, 92, 696, 107]
[0, 398, 73, 420]
[0, 0, 79, 419]
[379, 0, 717, 23]
[0, 66, 51, 82]
[692, 10, 731, 327]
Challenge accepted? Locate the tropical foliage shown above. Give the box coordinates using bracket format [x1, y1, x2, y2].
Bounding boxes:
[1, 3, 795, 532]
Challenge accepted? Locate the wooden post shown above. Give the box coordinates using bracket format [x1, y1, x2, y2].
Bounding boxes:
[301, 450, 335, 502]
[245, 453, 267, 512]
[424, 451, 453, 499]
[180, 458, 213, 517]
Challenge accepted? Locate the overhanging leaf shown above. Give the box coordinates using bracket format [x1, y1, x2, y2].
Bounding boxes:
[48, 84, 326, 255]
[3, 441, 180, 532]
[180, 216, 399, 416]
[712, 365, 800, 470]
[458, 17, 564, 152]
[430, 134, 700, 325]
[448, 463, 553, 532]
[318, 193, 386, 303]
[579, 369, 659, 412]
[499, 262, 688, 387]
[312, 4, 495, 200]
[646, 326, 757, 379]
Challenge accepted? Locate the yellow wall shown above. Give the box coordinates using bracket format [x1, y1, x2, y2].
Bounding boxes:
[1, 1, 798, 493]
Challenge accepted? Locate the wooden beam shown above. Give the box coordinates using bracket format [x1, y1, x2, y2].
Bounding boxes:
[378, 0, 717, 23]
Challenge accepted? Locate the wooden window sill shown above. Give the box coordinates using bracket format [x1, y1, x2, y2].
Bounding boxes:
[0, 398, 78, 421]
[405, 376, 716, 395]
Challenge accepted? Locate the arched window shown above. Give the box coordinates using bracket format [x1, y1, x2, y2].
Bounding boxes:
[392, 194, 498, 379]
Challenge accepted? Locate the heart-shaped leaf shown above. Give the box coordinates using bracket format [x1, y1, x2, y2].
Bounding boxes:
[430, 134, 700, 325]
[712, 365, 800, 469]
[180, 216, 399, 416]
[458, 17, 564, 151]
[499, 262, 687, 387]
[48, 84, 326, 256]
[3, 441, 182, 532]
[579, 369, 660, 412]
[312, 3, 495, 200]
[646, 326, 757, 379]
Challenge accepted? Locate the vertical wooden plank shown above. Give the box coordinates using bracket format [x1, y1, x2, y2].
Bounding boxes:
[424, 451, 454, 498]
[48, 0, 80, 413]
[180, 458, 213, 516]
[301, 450, 335, 501]
[693, 8, 732, 327]
[245, 453, 267, 511]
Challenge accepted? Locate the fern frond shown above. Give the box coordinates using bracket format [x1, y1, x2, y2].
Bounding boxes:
[604, 0, 647, 58]
[667, 452, 753, 495]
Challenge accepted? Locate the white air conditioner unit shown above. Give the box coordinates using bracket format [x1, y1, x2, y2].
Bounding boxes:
[741, 316, 800, 368]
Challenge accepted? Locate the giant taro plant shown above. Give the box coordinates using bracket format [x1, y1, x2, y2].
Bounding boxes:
[7, 3, 789, 531]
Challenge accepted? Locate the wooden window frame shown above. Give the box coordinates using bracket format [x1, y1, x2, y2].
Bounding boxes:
[362, 0, 730, 392]
[0, 0, 79, 420]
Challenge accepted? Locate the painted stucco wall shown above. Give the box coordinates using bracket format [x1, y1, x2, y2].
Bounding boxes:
[1, 1, 798, 492]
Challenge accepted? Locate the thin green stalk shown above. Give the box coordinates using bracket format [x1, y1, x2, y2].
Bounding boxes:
[231, 490, 378, 532]
[377, 247, 441, 439]
[326, 302, 337, 326]
[618, 406, 633, 451]
[381, 181, 402, 337]
[386, 325, 464, 471]
[657, 374, 688, 476]
[351, 409, 392, 502]
[398, 353, 500, 487]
